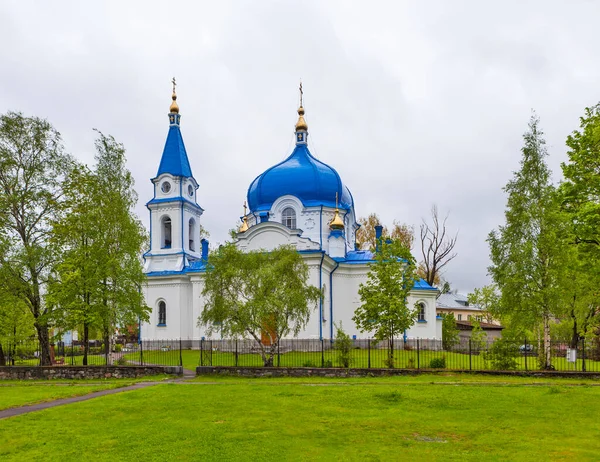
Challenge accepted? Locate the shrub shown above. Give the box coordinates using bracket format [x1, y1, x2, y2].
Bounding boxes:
[406, 358, 415, 369]
[323, 359, 333, 368]
[334, 322, 353, 368]
[429, 357, 446, 369]
[115, 356, 128, 366]
[483, 339, 519, 370]
[113, 344, 122, 353]
[302, 360, 316, 367]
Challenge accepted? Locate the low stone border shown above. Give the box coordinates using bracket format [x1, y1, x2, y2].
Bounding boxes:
[0, 365, 183, 380]
[196, 366, 600, 379]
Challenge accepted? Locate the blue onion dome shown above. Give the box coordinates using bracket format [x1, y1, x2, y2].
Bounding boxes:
[247, 104, 354, 212]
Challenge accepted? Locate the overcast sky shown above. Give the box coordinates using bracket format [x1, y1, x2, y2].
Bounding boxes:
[2, 1, 599, 293]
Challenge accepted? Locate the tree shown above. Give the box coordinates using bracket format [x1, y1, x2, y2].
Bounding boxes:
[561, 103, 600, 250]
[441, 313, 459, 351]
[334, 322, 353, 368]
[470, 318, 487, 350]
[92, 132, 149, 359]
[488, 114, 566, 369]
[0, 112, 75, 365]
[48, 132, 149, 364]
[419, 205, 458, 288]
[356, 213, 413, 251]
[353, 239, 417, 368]
[199, 243, 321, 366]
[468, 285, 500, 324]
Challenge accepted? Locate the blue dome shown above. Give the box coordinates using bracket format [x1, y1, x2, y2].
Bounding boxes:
[247, 143, 354, 212]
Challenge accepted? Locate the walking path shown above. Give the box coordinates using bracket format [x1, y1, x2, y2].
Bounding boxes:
[0, 367, 196, 421]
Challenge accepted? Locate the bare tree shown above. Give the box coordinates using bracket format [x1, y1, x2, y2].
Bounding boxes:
[419, 205, 458, 287]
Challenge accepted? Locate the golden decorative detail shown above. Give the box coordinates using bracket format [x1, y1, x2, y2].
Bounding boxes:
[295, 81, 308, 131]
[330, 192, 344, 230]
[169, 76, 179, 114]
[239, 200, 249, 232]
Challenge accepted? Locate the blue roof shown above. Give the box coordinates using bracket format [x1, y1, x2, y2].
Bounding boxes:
[413, 278, 438, 291]
[247, 142, 354, 212]
[156, 120, 193, 178]
[345, 250, 375, 261]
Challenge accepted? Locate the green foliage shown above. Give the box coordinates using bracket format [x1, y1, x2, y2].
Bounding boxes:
[468, 285, 500, 324]
[47, 132, 149, 363]
[0, 111, 75, 365]
[429, 357, 446, 369]
[353, 239, 416, 368]
[334, 322, 353, 368]
[199, 243, 321, 366]
[483, 339, 520, 370]
[488, 114, 566, 369]
[441, 313, 459, 350]
[469, 318, 487, 350]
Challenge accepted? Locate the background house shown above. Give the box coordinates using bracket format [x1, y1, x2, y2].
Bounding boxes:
[436, 293, 500, 325]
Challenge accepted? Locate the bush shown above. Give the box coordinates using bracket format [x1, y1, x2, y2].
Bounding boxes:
[406, 358, 415, 369]
[483, 339, 519, 370]
[429, 357, 446, 369]
[323, 359, 333, 368]
[302, 360, 316, 367]
[113, 344, 122, 353]
[334, 322, 353, 368]
[115, 356, 128, 366]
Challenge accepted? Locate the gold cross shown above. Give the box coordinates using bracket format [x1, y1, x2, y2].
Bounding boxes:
[299, 80, 303, 107]
[335, 192, 338, 209]
[172, 77, 177, 93]
[243, 200, 247, 215]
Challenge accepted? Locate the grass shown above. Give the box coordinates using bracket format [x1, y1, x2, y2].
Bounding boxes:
[125, 347, 600, 373]
[1, 374, 599, 460]
[0, 383, 123, 411]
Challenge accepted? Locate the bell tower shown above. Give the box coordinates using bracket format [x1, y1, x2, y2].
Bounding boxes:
[144, 79, 204, 274]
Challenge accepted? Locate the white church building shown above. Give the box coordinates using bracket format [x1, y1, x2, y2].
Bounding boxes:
[141, 86, 440, 342]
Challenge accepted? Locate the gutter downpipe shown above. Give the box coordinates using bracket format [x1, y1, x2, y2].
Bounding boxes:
[329, 261, 340, 340]
[318, 251, 325, 340]
[319, 205, 323, 250]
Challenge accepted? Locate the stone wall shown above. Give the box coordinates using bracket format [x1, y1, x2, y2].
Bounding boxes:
[0, 365, 182, 380]
[196, 366, 600, 379]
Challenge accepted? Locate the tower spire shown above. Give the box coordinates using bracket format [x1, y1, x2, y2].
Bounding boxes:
[169, 77, 179, 114]
[239, 200, 249, 232]
[295, 81, 308, 145]
[330, 192, 345, 230]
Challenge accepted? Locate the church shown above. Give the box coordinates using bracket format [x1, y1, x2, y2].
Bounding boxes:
[141, 83, 440, 342]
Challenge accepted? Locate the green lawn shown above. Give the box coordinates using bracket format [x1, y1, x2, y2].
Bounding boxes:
[1, 375, 599, 460]
[0, 383, 123, 411]
[125, 347, 599, 373]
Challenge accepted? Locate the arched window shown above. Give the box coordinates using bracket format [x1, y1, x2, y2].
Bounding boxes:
[158, 301, 166, 325]
[189, 218, 196, 252]
[281, 207, 296, 229]
[418, 303, 426, 322]
[161, 216, 172, 249]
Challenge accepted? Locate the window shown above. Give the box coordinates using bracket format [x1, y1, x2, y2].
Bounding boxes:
[189, 218, 196, 251]
[161, 216, 172, 249]
[281, 207, 296, 229]
[161, 181, 171, 193]
[158, 301, 166, 325]
[418, 303, 426, 322]
[457, 314, 462, 321]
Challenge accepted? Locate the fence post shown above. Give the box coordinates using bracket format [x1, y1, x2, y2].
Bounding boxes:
[199, 338, 204, 366]
[417, 338, 420, 369]
[277, 341, 280, 367]
[368, 339, 371, 369]
[179, 338, 183, 367]
[235, 339, 238, 367]
[582, 338, 586, 372]
[210, 340, 213, 366]
[469, 339, 472, 371]
[524, 337, 528, 371]
[140, 340, 144, 366]
[321, 339, 325, 368]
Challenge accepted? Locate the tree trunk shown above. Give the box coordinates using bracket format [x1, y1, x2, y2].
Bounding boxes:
[36, 322, 52, 366]
[0, 343, 5, 366]
[83, 323, 89, 366]
[542, 314, 552, 370]
[103, 328, 112, 366]
[570, 310, 579, 349]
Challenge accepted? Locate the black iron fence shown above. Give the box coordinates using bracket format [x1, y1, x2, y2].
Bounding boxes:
[2, 337, 600, 372]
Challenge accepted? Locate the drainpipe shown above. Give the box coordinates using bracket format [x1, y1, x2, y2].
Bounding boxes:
[319, 205, 323, 250]
[318, 251, 325, 340]
[329, 261, 340, 340]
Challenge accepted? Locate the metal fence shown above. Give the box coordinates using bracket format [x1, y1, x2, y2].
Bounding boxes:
[2, 337, 600, 372]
